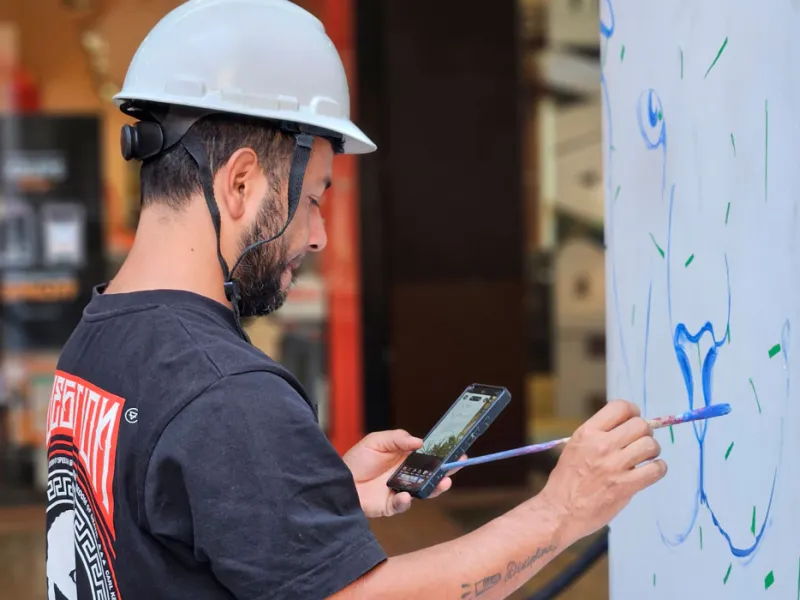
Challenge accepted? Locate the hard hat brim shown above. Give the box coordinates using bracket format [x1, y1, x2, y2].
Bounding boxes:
[113, 92, 377, 155]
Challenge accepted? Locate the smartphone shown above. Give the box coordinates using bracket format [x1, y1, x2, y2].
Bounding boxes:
[387, 383, 511, 499]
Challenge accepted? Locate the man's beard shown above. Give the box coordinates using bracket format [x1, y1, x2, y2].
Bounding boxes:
[234, 196, 294, 318]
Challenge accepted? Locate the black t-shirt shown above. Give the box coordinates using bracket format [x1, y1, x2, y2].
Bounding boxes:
[45, 286, 386, 600]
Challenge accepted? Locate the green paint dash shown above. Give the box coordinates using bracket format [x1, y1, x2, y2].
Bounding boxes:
[725, 201, 731, 224]
[769, 343, 782, 358]
[699, 526, 703, 550]
[765, 99, 770, 202]
[731, 133, 737, 156]
[657, 109, 663, 122]
[697, 344, 702, 369]
[620, 44, 626, 61]
[615, 185, 621, 201]
[751, 506, 757, 536]
[685, 254, 695, 267]
[749, 377, 762, 414]
[726, 323, 731, 344]
[766, 570, 775, 590]
[669, 425, 675, 444]
[725, 441, 734, 460]
[650, 233, 665, 258]
[724, 563, 733, 584]
[611, 145, 616, 152]
[704, 36, 729, 79]
[680, 47, 684, 79]
[653, 573, 656, 587]
[631, 304, 636, 326]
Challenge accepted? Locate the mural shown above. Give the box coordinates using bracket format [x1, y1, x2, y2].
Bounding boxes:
[602, 0, 800, 597]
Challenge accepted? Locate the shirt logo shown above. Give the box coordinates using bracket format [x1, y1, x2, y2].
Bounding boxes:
[124, 408, 138, 424]
[46, 370, 125, 600]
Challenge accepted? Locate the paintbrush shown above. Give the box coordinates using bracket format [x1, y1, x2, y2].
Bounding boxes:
[441, 403, 732, 471]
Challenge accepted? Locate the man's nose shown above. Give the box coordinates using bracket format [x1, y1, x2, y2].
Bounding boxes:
[308, 210, 328, 252]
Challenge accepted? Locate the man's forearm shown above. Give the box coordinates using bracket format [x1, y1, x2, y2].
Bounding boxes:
[331, 494, 571, 600]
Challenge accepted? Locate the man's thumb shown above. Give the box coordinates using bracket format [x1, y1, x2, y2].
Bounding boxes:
[369, 429, 423, 452]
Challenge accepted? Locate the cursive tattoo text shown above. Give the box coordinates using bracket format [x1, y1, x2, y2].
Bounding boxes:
[504, 545, 557, 582]
[459, 545, 557, 597]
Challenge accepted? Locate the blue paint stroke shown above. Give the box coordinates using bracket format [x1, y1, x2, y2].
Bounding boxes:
[634, 93, 669, 420]
[652, 141, 786, 560]
[601, 0, 631, 397]
[704, 471, 777, 558]
[636, 89, 668, 201]
[600, 0, 615, 39]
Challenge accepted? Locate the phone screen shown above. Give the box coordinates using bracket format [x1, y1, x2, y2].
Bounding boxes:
[387, 384, 507, 494]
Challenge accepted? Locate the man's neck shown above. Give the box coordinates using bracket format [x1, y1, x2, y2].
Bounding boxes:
[106, 204, 231, 309]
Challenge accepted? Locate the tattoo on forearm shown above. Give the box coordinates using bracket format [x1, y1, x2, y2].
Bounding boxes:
[461, 544, 556, 600]
[504, 545, 557, 582]
[458, 545, 556, 598]
[460, 574, 501, 599]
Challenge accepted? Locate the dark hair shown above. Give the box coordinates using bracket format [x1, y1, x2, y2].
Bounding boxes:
[139, 114, 295, 209]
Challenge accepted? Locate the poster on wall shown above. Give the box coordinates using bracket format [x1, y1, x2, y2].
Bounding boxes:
[0, 115, 105, 453]
[0, 115, 104, 349]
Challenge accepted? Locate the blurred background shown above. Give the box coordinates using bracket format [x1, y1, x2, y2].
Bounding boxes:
[0, 0, 608, 597]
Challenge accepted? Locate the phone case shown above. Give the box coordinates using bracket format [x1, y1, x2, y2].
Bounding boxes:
[398, 385, 511, 499]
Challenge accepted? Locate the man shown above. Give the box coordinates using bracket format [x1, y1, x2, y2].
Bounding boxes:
[44, 1, 667, 599]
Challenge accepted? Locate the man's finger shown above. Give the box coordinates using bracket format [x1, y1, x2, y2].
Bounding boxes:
[583, 400, 641, 432]
[427, 476, 453, 499]
[391, 491, 414, 514]
[609, 416, 652, 448]
[367, 429, 423, 452]
[619, 458, 668, 493]
[618, 435, 661, 469]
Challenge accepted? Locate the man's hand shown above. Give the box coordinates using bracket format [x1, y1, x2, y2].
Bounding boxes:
[540, 400, 667, 545]
[343, 430, 461, 518]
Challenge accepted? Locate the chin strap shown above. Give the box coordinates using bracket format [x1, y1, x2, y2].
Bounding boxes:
[181, 131, 316, 342]
[181, 133, 251, 342]
[227, 133, 314, 276]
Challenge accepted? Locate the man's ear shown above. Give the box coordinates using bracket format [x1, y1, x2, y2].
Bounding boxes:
[217, 147, 262, 222]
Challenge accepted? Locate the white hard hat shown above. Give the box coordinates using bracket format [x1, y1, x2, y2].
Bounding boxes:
[113, 0, 375, 155]
[115, 0, 371, 335]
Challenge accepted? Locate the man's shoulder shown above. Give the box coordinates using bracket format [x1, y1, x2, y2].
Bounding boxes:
[173, 308, 288, 378]
[62, 297, 295, 381]
[57, 298, 314, 447]
[183, 369, 317, 427]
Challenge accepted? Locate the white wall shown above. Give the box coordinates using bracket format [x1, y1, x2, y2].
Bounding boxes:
[602, 0, 800, 597]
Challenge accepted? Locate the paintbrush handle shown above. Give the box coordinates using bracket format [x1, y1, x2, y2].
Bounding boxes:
[442, 436, 570, 470]
[441, 404, 731, 471]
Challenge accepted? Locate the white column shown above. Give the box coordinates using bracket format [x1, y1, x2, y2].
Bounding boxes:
[602, 0, 800, 598]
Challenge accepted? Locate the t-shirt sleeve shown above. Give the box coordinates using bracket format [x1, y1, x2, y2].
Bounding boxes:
[143, 371, 387, 600]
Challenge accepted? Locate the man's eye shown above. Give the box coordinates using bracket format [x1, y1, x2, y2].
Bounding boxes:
[310, 198, 321, 208]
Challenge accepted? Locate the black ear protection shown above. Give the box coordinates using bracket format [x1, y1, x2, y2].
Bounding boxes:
[119, 103, 207, 163]
[120, 122, 165, 161]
